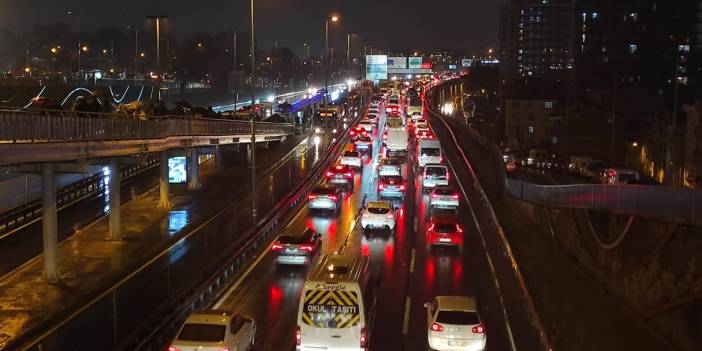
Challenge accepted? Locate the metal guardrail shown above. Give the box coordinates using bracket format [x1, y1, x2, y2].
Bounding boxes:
[506, 178, 702, 226]
[0, 157, 159, 239]
[0, 109, 294, 143]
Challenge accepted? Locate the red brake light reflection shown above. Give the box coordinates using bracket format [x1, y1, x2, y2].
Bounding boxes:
[272, 244, 283, 250]
[296, 325, 301, 345]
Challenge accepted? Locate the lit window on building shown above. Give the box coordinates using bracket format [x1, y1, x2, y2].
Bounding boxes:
[545, 101, 554, 109]
[629, 13, 638, 21]
[679, 45, 690, 53]
[528, 126, 535, 134]
[592, 12, 599, 19]
[628, 44, 637, 54]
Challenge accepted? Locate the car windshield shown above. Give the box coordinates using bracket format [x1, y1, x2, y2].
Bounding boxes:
[177, 323, 226, 342]
[425, 167, 447, 177]
[434, 187, 455, 196]
[368, 207, 390, 214]
[436, 311, 480, 325]
[312, 186, 337, 195]
[434, 223, 457, 233]
[381, 176, 403, 184]
[277, 231, 313, 244]
[421, 148, 440, 157]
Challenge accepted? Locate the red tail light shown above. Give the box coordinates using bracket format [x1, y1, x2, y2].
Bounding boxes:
[326, 171, 334, 177]
[296, 325, 301, 346]
[308, 195, 316, 200]
[378, 184, 385, 190]
[427, 223, 435, 231]
[431, 323, 444, 332]
[300, 245, 314, 252]
[446, 173, 450, 181]
[272, 244, 283, 250]
[456, 224, 463, 233]
[168, 347, 181, 351]
[472, 324, 485, 333]
[345, 172, 353, 178]
[431, 193, 440, 198]
[336, 165, 343, 170]
[390, 180, 395, 184]
[452, 194, 459, 199]
[328, 195, 337, 201]
[360, 327, 368, 347]
[386, 213, 394, 219]
[400, 185, 406, 191]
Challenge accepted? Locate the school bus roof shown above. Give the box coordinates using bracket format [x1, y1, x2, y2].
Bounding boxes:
[307, 254, 368, 284]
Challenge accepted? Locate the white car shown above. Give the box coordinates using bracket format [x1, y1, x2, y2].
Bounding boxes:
[378, 157, 403, 176]
[169, 310, 256, 351]
[430, 186, 460, 209]
[422, 164, 450, 190]
[424, 296, 486, 351]
[361, 201, 396, 232]
[340, 151, 363, 169]
[410, 112, 423, 124]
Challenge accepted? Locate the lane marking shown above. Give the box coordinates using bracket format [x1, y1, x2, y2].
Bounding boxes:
[213, 242, 273, 309]
[409, 249, 416, 273]
[413, 217, 418, 232]
[402, 297, 412, 335]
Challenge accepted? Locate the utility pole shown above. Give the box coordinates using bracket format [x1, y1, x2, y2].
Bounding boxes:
[249, 0, 257, 222]
[610, 76, 617, 164]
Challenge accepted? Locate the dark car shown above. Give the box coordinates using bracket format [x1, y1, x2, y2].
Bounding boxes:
[272, 229, 322, 265]
[325, 164, 355, 190]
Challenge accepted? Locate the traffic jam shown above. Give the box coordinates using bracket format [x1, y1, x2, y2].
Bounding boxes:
[167, 79, 486, 351]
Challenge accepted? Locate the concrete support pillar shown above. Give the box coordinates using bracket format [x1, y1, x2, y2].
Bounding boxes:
[188, 149, 201, 190]
[158, 151, 172, 208]
[41, 163, 59, 283]
[214, 146, 223, 171]
[107, 159, 122, 240]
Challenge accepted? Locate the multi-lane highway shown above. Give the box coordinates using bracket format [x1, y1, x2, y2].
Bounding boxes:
[176, 91, 515, 351]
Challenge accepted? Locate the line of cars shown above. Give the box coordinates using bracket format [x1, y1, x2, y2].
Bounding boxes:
[168, 83, 486, 351]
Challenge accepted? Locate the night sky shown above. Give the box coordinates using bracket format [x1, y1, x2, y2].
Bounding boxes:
[0, 0, 506, 55]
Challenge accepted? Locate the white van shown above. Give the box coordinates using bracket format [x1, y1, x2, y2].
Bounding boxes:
[386, 129, 408, 158]
[296, 254, 376, 351]
[417, 139, 442, 168]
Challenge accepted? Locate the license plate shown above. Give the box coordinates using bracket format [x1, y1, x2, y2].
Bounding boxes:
[448, 340, 466, 346]
[439, 238, 451, 243]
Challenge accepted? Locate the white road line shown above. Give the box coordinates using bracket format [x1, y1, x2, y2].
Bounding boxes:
[409, 249, 416, 273]
[213, 242, 273, 309]
[402, 297, 412, 335]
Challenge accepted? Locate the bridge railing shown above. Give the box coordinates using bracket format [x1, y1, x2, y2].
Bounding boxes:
[507, 178, 702, 225]
[0, 109, 293, 143]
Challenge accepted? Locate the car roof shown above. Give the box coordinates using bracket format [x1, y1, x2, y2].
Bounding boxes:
[436, 296, 477, 311]
[425, 163, 447, 169]
[185, 310, 235, 325]
[313, 184, 338, 191]
[430, 213, 459, 224]
[367, 201, 392, 209]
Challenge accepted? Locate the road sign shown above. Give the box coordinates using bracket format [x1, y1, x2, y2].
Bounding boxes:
[366, 55, 388, 80]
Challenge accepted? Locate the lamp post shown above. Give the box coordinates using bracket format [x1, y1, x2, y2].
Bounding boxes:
[146, 15, 167, 96]
[346, 32, 356, 80]
[249, 0, 257, 221]
[324, 15, 339, 104]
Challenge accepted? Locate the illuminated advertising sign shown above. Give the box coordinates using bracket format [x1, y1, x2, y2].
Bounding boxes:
[387, 57, 408, 69]
[421, 62, 432, 69]
[462, 59, 473, 67]
[366, 55, 388, 80]
[168, 156, 187, 184]
[448, 64, 458, 70]
[409, 57, 422, 69]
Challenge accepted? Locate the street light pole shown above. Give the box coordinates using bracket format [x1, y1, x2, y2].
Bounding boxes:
[324, 16, 339, 104]
[147, 16, 167, 96]
[249, 0, 257, 222]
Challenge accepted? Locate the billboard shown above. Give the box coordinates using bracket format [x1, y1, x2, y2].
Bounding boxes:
[168, 156, 187, 184]
[387, 57, 408, 69]
[449, 64, 458, 70]
[409, 57, 422, 69]
[366, 55, 388, 80]
[462, 59, 473, 67]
